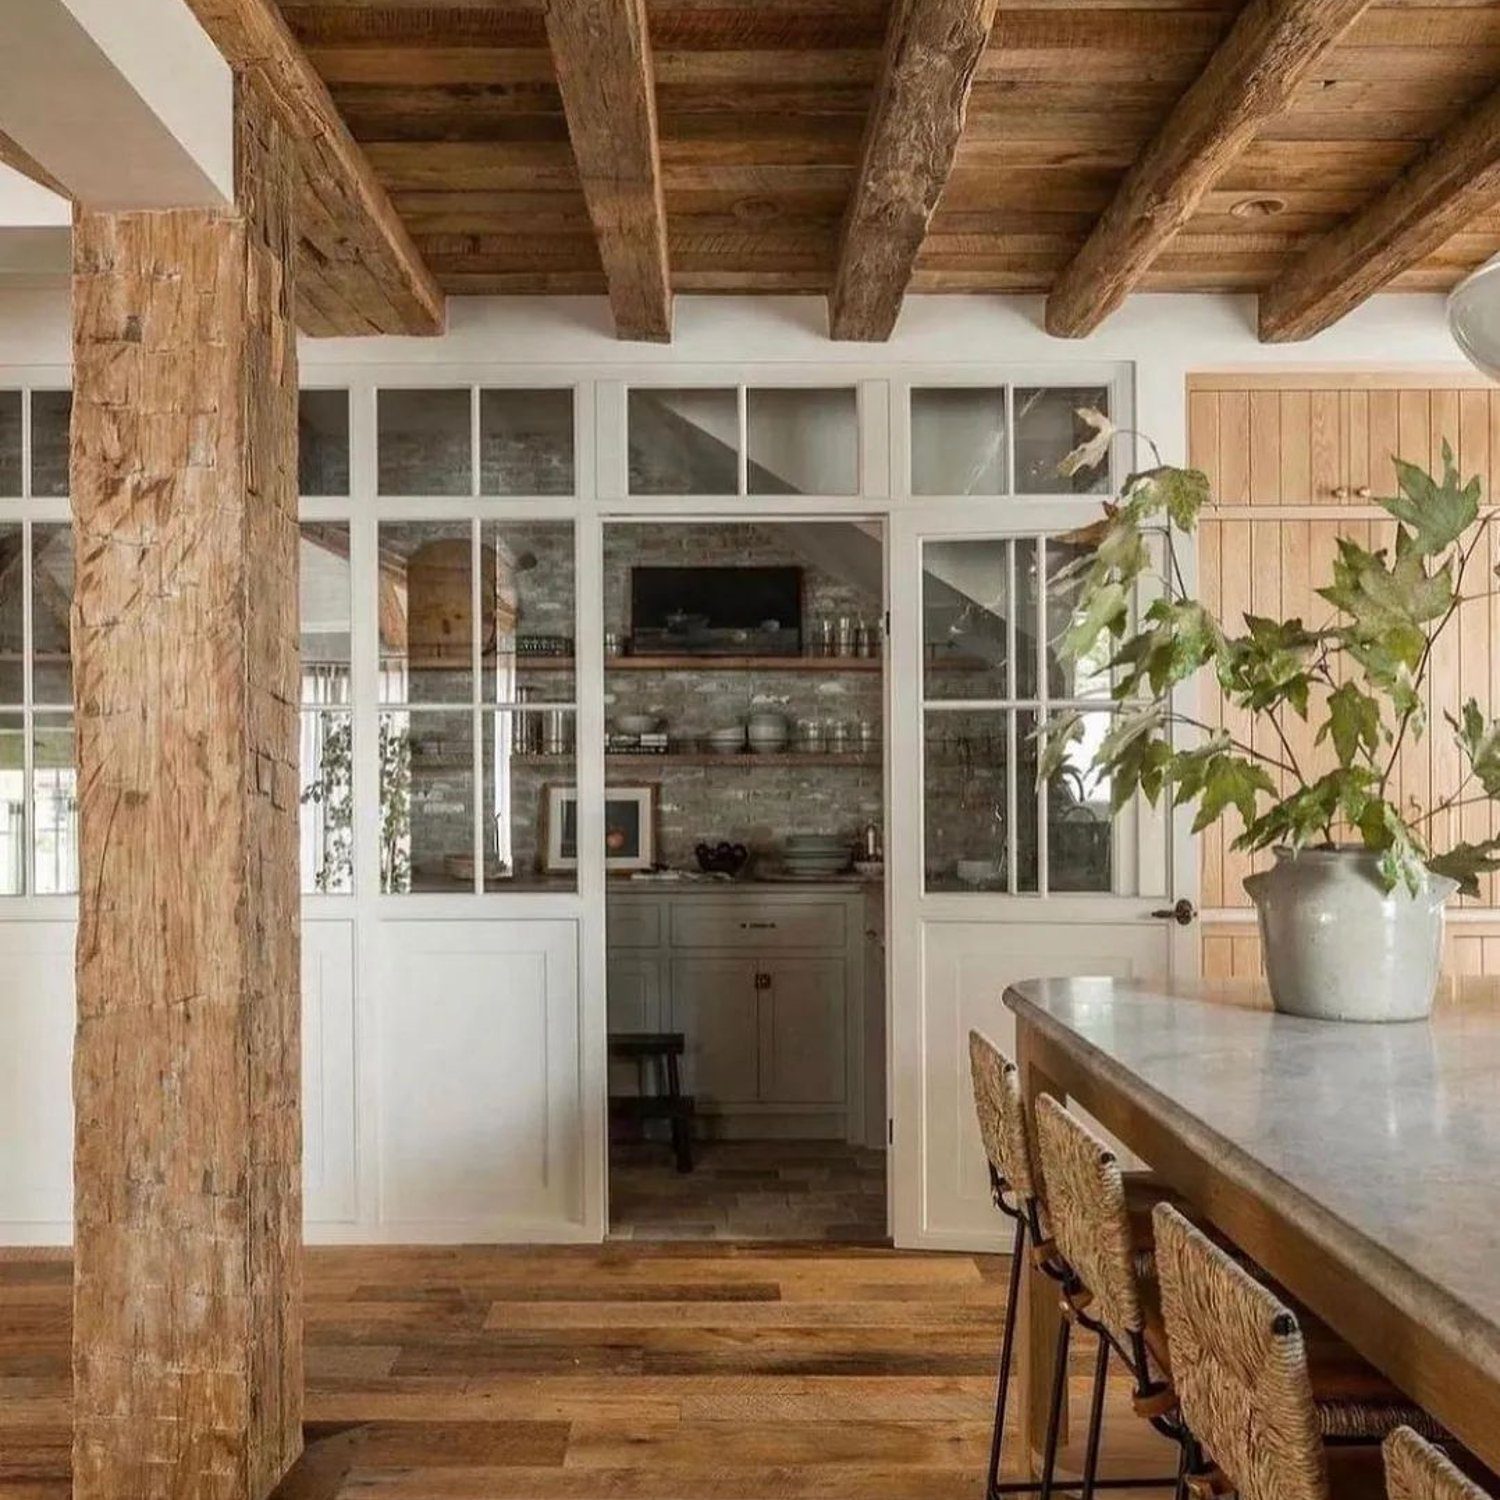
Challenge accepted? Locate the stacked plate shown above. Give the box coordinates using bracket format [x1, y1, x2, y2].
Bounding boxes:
[779, 834, 853, 878]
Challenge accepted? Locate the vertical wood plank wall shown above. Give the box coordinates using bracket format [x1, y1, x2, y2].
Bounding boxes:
[1187, 374, 1500, 979]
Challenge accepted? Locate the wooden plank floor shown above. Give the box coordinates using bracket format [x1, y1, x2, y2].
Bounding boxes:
[0, 1244, 1176, 1499]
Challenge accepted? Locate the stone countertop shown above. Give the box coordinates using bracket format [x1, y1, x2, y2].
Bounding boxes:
[1003, 975, 1500, 1396]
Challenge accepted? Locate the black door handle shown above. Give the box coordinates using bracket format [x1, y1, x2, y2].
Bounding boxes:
[1150, 899, 1198, 926]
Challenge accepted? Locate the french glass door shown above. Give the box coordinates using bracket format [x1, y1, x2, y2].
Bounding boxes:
[887, 503, 1194, 1249]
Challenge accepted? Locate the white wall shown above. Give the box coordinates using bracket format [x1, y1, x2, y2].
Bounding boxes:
[0, 288, 1478, 1246]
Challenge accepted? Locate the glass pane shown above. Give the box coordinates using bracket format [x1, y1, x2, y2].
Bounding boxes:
[912, 388, 1006, 497]
[379, 522, 473, 705]
[747, 387, 857, 495]
[484, 709, 576, 891]
[0, 524, 21, 703]
[1041, 709, 1115, 893]
[33, 714, 77, 895]
[922, 539, 1041, 702]
[0, 712, 23, 894]
[300, 709, 353, 895]
[0, 392, 20, 495]
[300, 523, 351, 706]
[299, 390, 350, 496]
[629, 388, 738, 495]
[377, 388, 471, 495]
[1015, 386, 1111, 494]
[1046, 532, 1113, 701]
[30, 391, 70, 498]
[480, 389, 574, 495]
[481, 520, 574, 703]
[923, 709, 1009, 893]
[380, 708, 472, 894]
[32, 523, 73, 704]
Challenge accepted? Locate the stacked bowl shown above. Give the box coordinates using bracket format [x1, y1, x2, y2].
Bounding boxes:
[779, 834, 853, 879]
[746, 711, 789, 754]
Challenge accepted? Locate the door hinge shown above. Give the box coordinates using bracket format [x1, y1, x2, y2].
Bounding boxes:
[887, 1118, 894, 1146]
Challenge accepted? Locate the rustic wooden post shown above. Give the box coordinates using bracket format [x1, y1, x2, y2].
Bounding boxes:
[69, 74, 303, 1500]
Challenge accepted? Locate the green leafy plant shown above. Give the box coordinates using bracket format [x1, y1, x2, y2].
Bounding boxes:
[1040, 412, 1500, 897]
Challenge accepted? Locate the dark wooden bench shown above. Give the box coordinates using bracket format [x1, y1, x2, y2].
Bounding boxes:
[608, 1031, 694, 1174]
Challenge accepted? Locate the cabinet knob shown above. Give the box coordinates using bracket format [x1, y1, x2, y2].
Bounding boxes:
[754, 972, 772, 991]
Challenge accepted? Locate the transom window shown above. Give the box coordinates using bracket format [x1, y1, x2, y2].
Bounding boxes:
[910, 384, 1112, 497]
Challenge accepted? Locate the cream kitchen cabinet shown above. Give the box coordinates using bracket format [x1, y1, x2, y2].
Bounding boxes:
[606, 886, 867, 1140]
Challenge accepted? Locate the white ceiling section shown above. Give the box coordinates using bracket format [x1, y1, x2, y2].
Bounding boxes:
[0, 0, 233, 211]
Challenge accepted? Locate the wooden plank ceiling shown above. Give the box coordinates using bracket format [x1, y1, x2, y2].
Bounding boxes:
[271, 0, 1500, 339]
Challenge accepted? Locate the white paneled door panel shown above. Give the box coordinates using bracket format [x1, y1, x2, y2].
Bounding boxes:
[302, 920, 357, 1225]
[912, 919, 1167, 1249]
[377, 919, 582, 1239]
[0, 921, 74, 1239]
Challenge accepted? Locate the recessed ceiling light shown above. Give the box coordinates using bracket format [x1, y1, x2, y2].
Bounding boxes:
[1231, 196, 1288, 220]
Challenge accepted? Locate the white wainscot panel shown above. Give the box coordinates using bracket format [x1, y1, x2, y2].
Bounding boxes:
[303, 920, 357, 1225]
[0, 922, 75, 1241]
[378, 919, 581, 1239]
[920, 920, 1165, 1247]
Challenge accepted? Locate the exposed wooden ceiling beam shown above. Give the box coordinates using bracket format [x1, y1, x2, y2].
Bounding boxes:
[1043, 0, 1372, 339]
[1259, 85, 1500, 342]
[183, 0, 444, 336]
[543, 0, 671, 342]
[828, 0, 1000, 342]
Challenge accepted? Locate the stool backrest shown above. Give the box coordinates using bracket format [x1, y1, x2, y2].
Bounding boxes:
[1033, 1094, 1143, 1339]
[967, 1030, 1039, 1203]
[1385, 1428, 1493, 1500]
[1153, 1202, 1327, 1500]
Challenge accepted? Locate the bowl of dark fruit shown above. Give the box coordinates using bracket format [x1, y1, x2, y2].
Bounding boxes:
[696, 841, 749, 877]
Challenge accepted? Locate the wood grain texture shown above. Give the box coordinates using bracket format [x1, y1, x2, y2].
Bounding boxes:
[828, 0, 1001, 341]
[1043, 0, 1374, 336]
[68, 74, 303, 1500]
[269, 1, 1500, 304]
[184, 0, 444, 335]
[0, 1242, 1183, 1499]
[1260, 81, 1500, 340]
[1190, 376, 1500, 970]
[543, 0, 671, 341]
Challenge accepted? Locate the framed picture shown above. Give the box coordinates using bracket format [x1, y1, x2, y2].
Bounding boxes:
[543, 785, 658, 874]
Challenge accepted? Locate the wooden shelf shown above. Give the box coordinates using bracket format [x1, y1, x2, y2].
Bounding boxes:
[512, 655, 881, 673]
[511, 752, 877, 768]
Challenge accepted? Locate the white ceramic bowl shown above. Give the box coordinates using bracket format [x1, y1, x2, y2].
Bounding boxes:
[955, 858, 1001, 886]
[616, 713, 660, 735]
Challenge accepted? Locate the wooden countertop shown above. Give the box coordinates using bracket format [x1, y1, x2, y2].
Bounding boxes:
[1004, 974, 1500, 1455]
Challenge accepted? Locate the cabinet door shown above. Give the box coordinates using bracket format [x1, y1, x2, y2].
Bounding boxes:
[760, 957, 846, 1106]
[671, 957, 760, 1105]
[606, 954, 662, 1033]
[607, 955, 663, 1096]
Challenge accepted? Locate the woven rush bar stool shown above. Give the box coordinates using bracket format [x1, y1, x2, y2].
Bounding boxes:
[968, 1031, 1183, 1500]
[1386, 1429, 1497, 1500]
[1153, 1203, 1463, 1500]
[1032, 1094, 1196, 1500]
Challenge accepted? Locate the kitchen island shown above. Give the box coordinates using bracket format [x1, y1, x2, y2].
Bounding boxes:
[1002, 975, 1500, 1470]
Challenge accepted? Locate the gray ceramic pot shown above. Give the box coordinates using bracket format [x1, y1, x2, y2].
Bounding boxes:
[1243, 846, 1456, 1023]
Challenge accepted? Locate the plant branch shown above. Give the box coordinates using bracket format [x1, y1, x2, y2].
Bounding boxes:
[1159, 709, 1300, 778]
[1379, 521, 1491, 795]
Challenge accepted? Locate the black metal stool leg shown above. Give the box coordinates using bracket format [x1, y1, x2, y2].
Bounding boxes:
[985, 1213, 1029, 1500]
[1080, 1335, 1110, 1500]
[1038, 1313, 1072, 1500]
[666, 1049, 692, 1173]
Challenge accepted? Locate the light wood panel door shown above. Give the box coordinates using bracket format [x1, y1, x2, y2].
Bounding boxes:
[1188, 374, 1500, 977]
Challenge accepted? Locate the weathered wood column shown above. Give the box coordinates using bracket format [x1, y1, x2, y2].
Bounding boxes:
[69, 75, 303, 1500]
